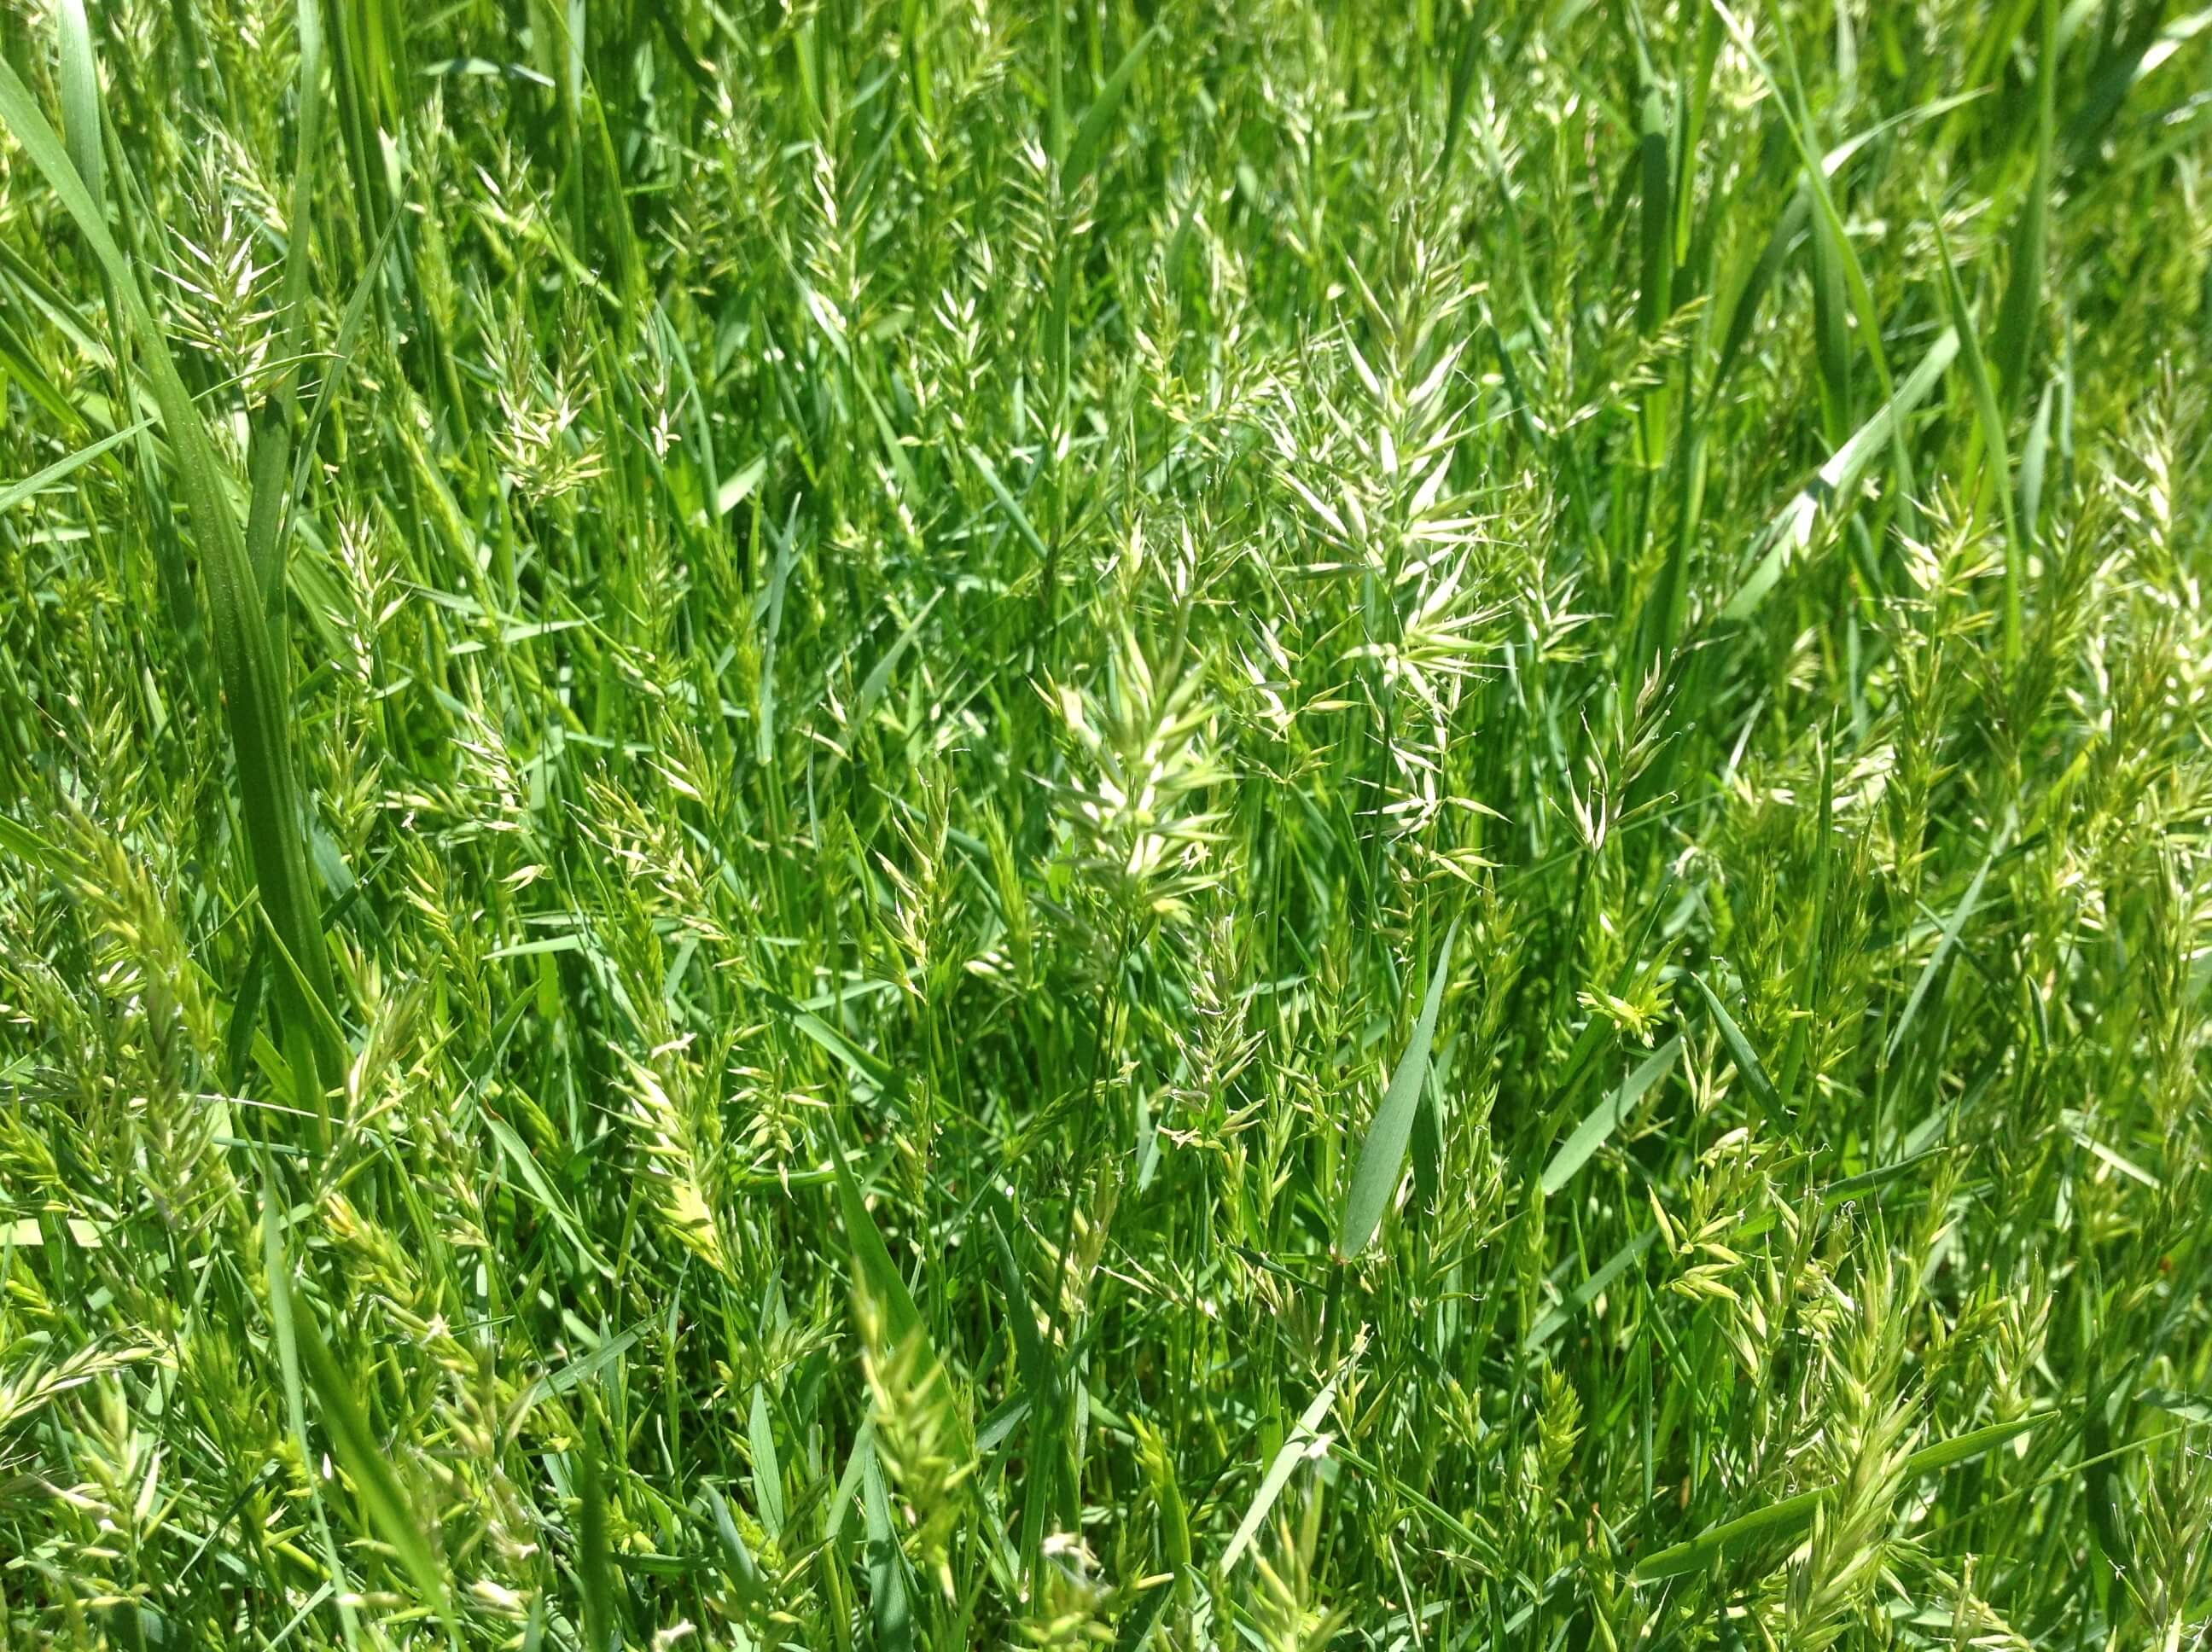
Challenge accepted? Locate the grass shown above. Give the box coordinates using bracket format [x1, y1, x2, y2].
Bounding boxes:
[1, 0, 2209, 1647]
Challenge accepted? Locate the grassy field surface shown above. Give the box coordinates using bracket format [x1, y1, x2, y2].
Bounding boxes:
[2, 0, 2210, 1646]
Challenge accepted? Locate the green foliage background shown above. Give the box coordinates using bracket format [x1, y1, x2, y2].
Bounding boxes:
[1, 0, 2209, 1646]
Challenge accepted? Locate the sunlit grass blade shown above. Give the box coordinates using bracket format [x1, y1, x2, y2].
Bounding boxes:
[828, 1128, 930, 1354]
[271, 1207, 451, 1625]
[1994, 0, 2057, 417]
[1887, 812, 2013, 1062]
[54, 0, 102, 207]
[578, 1425, 617, 1652]
[748, 1385, 785, 1542]
[1723, 326, 1959, 621]
[1930, 205, 2023, 661]
[1062, 23, 1161, 191]
[1689, 972, 1780, 1123]
[1219, 1334, 1363, 1575]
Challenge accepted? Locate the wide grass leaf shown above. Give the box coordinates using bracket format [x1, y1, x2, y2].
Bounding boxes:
[1540, 1037, 1683, 1197]
[1336, 919, 1459, 1258]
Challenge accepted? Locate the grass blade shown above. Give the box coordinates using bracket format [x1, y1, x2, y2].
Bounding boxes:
[1689, 972, 1780, 1122]
[1994, 0, 2057, 416]
[1220, 1334, 1363, 1574]
[1336, 919, 1459, 1258]
[579, 1426, 617, 1652]
[1723, 326, 1959, 621]
[1632, 1411, 2055, 1581]
[1540, 1037, 1683, 1197]
[861, 1443, 913, 1652]
[1930, 206, 2023, 661]
[828, 1129, 930, 1353]
[1062, 25, 1160, 191]
[0, 416, 151, 512]
[1523, 1225, 1661, 1353]
[1886, 813, 2012, 1061]
[0, 51, 345, 1104]
[55, 0, 102, 206]
[748, 1385, 785, 1542]
[283, 1251, 451, 1620]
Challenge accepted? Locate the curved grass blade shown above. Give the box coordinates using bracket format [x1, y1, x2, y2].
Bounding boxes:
[1632, 1411, 2054, 1582]
[0, 53, 345, 1106]
[748, 1385, 785, 1542]
[1689, 973, 1779, 1123]
[259, 1191, 364, 1649]
[1220, 1332, 1364, 1575]
[1886, 812, 2012, 1062]
[0, 416, 151, 513]
[1722, 326, 1959, 622]
[1522, 1224, 1660, 1354]
[1062, 23, 1161, 192]
[1540, 1036, 1682, 1197]
[55, 0, 102, 207]
[828, 1129, 930, 1354]
[579, 1426, 616, 1652]
[1930, 206, 2023, 661]
[1336, 919, 1459, 1258]
[281, 1246, 453, 1621]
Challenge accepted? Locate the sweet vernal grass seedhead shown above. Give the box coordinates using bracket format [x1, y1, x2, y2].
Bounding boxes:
[0, 0, 2209, 1647]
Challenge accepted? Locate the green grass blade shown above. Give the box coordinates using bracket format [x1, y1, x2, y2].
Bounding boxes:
[1723, 326, 1959, 621]
[1689, 973, 1780, 1122]
[579, 1426, 617, 1652]
[0, 51, 345, 1099]
[521, 1328, 642, 1414]
[483, 1114, 616, 1281]
[1994, 0, 2057, 416]
[748, 1386, 785, 1542]
[1219, 1341, 1358, 1575]
[259, 1190, 363, 1649]
[1633, 1411, 2054, 1581]
[54, 0, 102, 207]
[967, 445, 1052, 563]
[1540, 1037, 1682, 1197]
[0, 416, 151, 512]
[1886, 813, 2012, 1062]
[1904, 1411, 2051, 1474]
[1062, 24, 1161, 192]
[1523, 1226, 1661, 1353]
[1629, 1486, 1825, 1582]
[861, 1444, 914, 1652]
[1336, 919, 1459, 1258]
[828, 1129, 929, 1352]
[243, 0, 328, 609]
[283, 1249, 452, 1620]
[854, 589, 946, 733]
[988, 1193, 1057, 1586]
[1930, 207, 2023, 661]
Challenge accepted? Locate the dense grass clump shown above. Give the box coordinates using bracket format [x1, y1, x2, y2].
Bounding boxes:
[3, 0, 2211, 1645]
